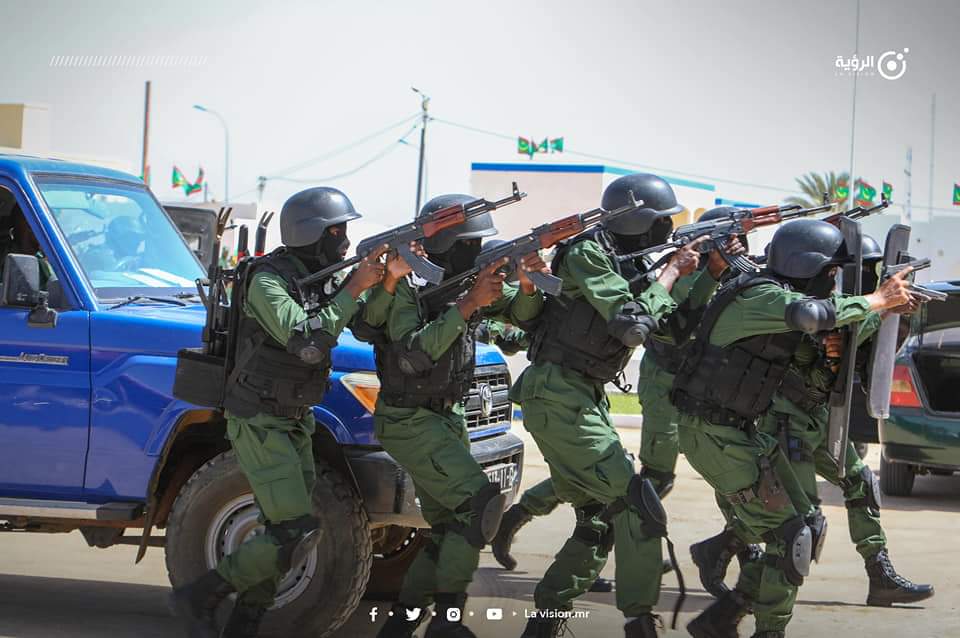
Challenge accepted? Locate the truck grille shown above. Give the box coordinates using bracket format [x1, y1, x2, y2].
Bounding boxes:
[465, 364, 512, 430]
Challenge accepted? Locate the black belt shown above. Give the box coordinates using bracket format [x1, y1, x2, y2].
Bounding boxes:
[380, 393, 460, 413]
[644, 339, 683, 375]
[672, 390, 757, 431]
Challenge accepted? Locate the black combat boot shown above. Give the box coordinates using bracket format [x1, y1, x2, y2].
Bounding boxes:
[520, 612, 569, 637]
[690, 528, 759, 599]
[589, 576, 613, 592]
[751, 632, 784, 638]
[169, 569, 235, 638]
[865, 548, 935, 606]
[219, 595, 268, 638]
[492, 504, 534, 570]
[623, 613, 662, 637]
[686, 589, 751, 638]
[376, 602, 428, 638]
[425, 593, 475, 638]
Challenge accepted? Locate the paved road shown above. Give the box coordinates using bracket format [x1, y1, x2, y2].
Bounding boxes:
[1, 427, 955, 637]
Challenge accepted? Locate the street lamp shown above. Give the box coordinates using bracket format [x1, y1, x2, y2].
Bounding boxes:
[193, 104, 230, 202]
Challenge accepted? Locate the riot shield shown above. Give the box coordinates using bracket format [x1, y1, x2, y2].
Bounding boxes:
[867, 225, 912, 419]
[826, 217, 863, 478]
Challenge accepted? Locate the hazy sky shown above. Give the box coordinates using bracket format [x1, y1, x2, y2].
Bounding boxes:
[1, 0, 958, 225]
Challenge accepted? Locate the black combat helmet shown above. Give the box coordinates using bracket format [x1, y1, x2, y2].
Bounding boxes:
[601, 173, 684, 236]
[862, 234, 883, 262]
[418, 194, 497, 254]
[767, 219, 850, 280]
[280, 187, 361, 248]
[861, 234, 884, 294]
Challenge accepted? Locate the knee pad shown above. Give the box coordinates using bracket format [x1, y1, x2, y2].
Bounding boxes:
[845, 465, 882, 515]
[453, 482, 507, 549]
[640, 465, 676, 498]
[266, 515, 321, 572]
[806, 508, 828, 563]
[767, 517, 812, 587]
[606, 475, 668, 538]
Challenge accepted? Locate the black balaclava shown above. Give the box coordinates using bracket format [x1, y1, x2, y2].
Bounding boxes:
[434, 238, 483, 278]
[788, 266, 838, 300]
[611, 217, 673, 256]
[862, 259, 881, 295]
[292, 223, 349, 270]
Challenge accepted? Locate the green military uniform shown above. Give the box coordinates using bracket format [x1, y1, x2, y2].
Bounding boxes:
[476, 318, 530, 356]
[510, 270, 718, 518]
[216, 255, 392, 605]
[375, 279, 541, 607]
[510, 238, 676, 617]
[676, 282, 875, 633]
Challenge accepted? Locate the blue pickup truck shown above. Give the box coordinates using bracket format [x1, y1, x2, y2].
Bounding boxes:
[0, 155, 523, 636]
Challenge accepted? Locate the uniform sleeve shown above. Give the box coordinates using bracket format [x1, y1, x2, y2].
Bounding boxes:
[387, 279, 467, 361]
[683, 269, 721, 310]
[245, 271, 357, 346]
[565, 240, 676, 322]
[711, 284, 874, 347]
[856, 311, 883, 346]
[358, 283, 395, 328]
[482, 283, 543, 325]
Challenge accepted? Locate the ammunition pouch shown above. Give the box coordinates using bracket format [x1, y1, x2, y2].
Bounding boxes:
[173, 348, 227, 408]
[778, 370, 829, 413]
[643, 338, 683, 375]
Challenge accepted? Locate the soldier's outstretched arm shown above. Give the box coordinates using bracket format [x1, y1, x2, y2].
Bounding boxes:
[386, 278, 468, 362]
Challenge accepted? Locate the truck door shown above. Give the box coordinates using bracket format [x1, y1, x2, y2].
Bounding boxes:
[0, 182, 90, 499]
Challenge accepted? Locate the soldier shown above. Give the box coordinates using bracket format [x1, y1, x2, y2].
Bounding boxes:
[369, 194, 547, 638]
[691, 233, 934, 608]
[170, 187, 391, 638]
[513, 173, 706, 638]
[675, 219, 913, 638]
[492, 206, 747, 593]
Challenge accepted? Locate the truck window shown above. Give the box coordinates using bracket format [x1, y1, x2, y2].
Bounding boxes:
[34, 177, 205, 301]
[0, 186, 55, 291]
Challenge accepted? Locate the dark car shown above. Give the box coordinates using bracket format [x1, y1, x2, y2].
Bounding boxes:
[876, 280, 960, 496]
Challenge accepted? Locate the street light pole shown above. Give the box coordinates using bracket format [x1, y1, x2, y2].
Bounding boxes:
[193, 104, 230, 202]
[412, 87, 430, 216]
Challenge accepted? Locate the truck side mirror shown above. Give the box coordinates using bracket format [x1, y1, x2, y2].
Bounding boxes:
[1, 254, 58, 328]
[2, 253, 42, 307]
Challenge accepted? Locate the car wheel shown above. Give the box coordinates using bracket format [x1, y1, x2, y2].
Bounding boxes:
[365, 526, 428, 600]
[879, 451, 915, 497]
[165, 450, 372, 637]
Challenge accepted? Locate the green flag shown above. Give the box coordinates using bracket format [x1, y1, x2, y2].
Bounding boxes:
[835, 179, 850, 202]
[171, 165, 186, 188]
[517, 137, 533, 158]
[954, 183, 960, 206]
[854, 179, 876, 207]
[882, 181, 893, 200]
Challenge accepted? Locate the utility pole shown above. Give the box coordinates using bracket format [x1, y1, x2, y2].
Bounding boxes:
[141, 81, 151, 184]
[928, 93, 936, 222]
[257, 176, 267, 208]
[412, 87, 430, 216]
[903, 146, 913, 225]
[846, 0, 861, 211]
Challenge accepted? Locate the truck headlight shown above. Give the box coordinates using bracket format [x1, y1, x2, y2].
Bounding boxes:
[341, 371, 380, 414]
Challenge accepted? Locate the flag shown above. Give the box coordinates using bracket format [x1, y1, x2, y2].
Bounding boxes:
[882, 181, 893, 201]
[954, 183, 960, 206]
[550, 137, 564, 153]
[171, 166, 187, 188]
[194, 167, 205, 186]
[184, 182, 202, 196]
[518, 137, 533, 158]
[854, 179, 876, 207]
[835, 179, 850, 202]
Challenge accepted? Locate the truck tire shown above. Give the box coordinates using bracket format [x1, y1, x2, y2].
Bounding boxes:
[365, 527, 428, 600]
[165, 450, 372, 637]
[879, 451, 915, 497]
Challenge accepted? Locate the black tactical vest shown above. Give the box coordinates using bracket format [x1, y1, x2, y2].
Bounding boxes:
[374, 281, 477, 411]
[670, 273, 805, 427]
[528, 229, 639, 383]
[222, 250, 333, 419]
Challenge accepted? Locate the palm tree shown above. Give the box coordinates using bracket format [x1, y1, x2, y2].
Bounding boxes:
[784, 171, 851, 210]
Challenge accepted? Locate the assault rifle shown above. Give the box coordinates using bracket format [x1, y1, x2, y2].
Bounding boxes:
[296, 183, 526, 289]
[421, 194, 644, 299]
[195, 207, 234, 358]
[616, 201, 836, 270]
[824, 193, 891, 226]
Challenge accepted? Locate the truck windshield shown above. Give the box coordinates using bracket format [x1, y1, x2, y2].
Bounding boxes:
[35, 177, 205, 301]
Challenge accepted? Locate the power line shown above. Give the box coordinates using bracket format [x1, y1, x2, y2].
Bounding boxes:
[431, 117, 805, 196]
[269, 124, 419, 184]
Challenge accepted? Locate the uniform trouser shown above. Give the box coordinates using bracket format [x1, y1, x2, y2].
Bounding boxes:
[375, 406, 490, 607]
[216, 412, 317, 606]
[678, 420, 813, 633]
[520, 385, 662, 617]
[518, 477, 562, 516]
[636, 362, 681, 495]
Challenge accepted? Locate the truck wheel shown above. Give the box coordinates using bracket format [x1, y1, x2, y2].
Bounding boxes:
[879, 451, 915, 497]
[165, 450, 372, 637]
[365, 526, 428, 600]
